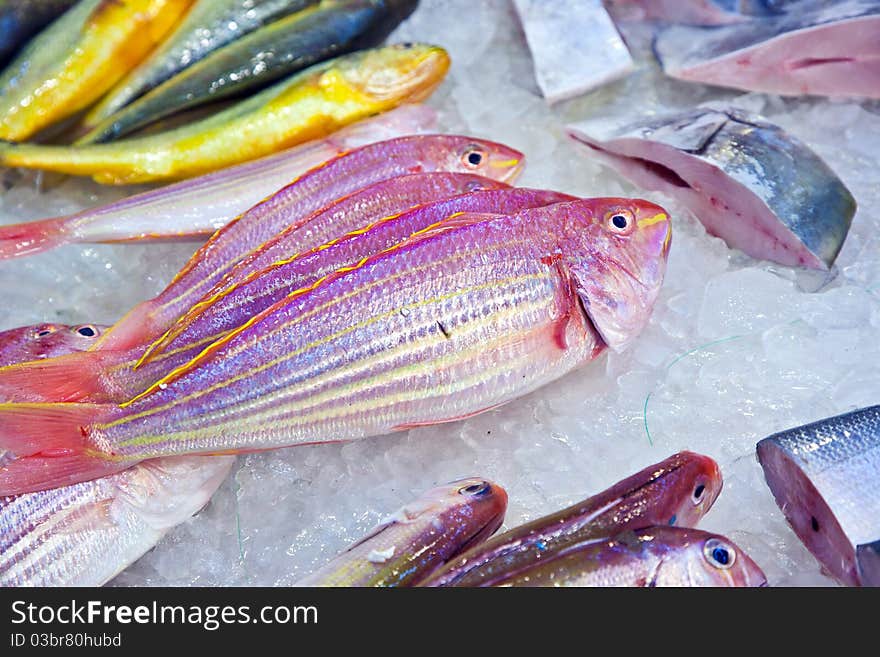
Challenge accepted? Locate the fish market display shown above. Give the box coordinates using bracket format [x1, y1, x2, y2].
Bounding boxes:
[0, 105, 437, 259]
[0, 197, 671, 493]
[0, 0, 77, 66]
[492, 527, 767, 587]
[0, 454, 234, 587]
[0, 323, 233, 587]
[568, 105, 855, 269]
[512, 0, 634, 104]
[603, 0, 789, 25]
[139, 184, 574, 371]
[0, 0, 192, 141]
[423, 451, 721, 587]
[654, 0, 880, 98]
[0, 323, 107, 365]
[295, 478, 507, 586]
[757, 405, 880, 587]
[0, 43, 450, 184]
[77, 0, 319, 137]
[78, 0, 420, 143]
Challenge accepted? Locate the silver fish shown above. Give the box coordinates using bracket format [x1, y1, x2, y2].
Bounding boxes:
[568, 104, 856, 269]
[654, 0, 880, 98]
[757, 405, 880, 587]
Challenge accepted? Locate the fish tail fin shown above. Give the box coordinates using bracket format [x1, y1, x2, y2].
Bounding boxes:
[0, 351, 122, 402]
[0, 216, 72, 259]
[0, 403, 125, 494]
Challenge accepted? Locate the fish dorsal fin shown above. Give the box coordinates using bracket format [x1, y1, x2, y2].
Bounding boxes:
[122, 211, 504, 406]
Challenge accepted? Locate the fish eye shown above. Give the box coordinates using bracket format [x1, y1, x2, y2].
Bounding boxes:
[459, 481, 491, 496]
[401, 42, 414, 49]
[692, 482, 706, 505]
[75, 325, 98, 338]
[606, 209, 634, 234]
[703, 538, 736, 569]
[34, 325, 58, 338]
[461, 145, 486, 168]
[463, 179, 487, 192]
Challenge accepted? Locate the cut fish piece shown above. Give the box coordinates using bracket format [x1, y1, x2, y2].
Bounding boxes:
[757, 405, 880, 587]
[604, 0, 789, 26]
[513, 0, 635, 104]
[567, 105, 856, 269]
[654, 0, 880, 98]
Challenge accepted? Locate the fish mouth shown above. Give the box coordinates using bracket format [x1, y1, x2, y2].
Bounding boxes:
[453, 511, 506, 558]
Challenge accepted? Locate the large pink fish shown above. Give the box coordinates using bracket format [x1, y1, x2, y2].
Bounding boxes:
[0, 197, 670, 494]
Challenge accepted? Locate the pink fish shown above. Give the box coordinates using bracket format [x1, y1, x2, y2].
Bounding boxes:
[0, 197, 670, 494]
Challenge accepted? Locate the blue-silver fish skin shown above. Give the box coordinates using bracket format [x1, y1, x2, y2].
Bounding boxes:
[0, 0, 76, 66]
[80, 0, 420, 143]
[757, 404, 880, 587]
[569, 105, 855, 269]
[79, 0, 320, 129]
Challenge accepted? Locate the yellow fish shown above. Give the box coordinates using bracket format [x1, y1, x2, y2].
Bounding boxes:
[0, 0, 194, 141]
[0, 43, 451, 184]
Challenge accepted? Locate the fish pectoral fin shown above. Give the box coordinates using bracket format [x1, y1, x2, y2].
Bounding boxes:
[392, 402, 507, 431]
[53, 497, 118, 536]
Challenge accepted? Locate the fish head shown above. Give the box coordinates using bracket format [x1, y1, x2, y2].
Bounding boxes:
[650, 528, 768, 587]
[426, 477, 509, 552]
[409, 135, 524, 183]
[339, 43, 451, 104]
[661, 451, 723, 528]
[606, 451, 723, 532]
[0, 322, 107, 366]
[561, 197, 671, 352]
